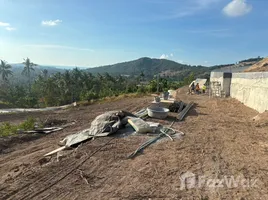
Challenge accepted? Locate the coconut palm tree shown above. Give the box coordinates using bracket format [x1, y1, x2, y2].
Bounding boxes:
[0, 60, 13, 83]
[42, 69, 48, 79]
[22, 57, 37, 90]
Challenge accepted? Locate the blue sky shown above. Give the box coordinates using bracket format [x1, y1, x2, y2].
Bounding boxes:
[0, 0, 267, 67]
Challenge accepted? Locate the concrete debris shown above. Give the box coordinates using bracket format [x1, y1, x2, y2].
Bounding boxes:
[44, 107, 188, 157]
[128, 117, 152, 133]
[44, 111, 138, 156]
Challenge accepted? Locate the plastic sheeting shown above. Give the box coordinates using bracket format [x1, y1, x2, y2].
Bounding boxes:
[189, 79, 207, 88]
[60, 111, 135, 147]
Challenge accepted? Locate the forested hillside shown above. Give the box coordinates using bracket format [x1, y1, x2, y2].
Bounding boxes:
[0, 58, 191, 108]
[0, 56, 264, 108]
[87, 57, 211, 80]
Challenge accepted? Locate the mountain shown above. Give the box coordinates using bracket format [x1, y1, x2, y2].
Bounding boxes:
[87, 57, 212, 80]
[3, 57, 264, 83]
[86, 57, 265, 79]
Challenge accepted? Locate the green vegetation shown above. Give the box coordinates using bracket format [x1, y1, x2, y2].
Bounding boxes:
[21, 57, 37, 91]
[87, 57, 211, 80]
[0, 58, 196, 107]
[0, 117, 36, 137]
[239, 57, 263, 63]
[0, 101, 12, 109]
[0, 60, 13, 83]
[0, 56, 261, 108]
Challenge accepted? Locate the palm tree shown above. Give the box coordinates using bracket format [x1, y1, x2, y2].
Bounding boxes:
[0, 60, 13, 83]
[42, 69, 48, 79]
[22, 57, 37, 90]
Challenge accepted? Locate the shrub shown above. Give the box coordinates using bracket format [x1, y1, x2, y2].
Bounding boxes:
[0, 117, 36, 137]
[18, 117, 36, 131]
[0, 122, 17, 137]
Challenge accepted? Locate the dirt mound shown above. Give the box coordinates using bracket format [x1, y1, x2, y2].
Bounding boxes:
[175, 86, 189, 96]
[244, 57, 268, 72]
[252, 110, 268, 127]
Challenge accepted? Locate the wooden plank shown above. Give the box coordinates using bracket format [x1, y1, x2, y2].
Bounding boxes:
[44, 146, 66, 157]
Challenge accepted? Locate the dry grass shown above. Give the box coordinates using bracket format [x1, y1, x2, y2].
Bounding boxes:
[77, 93, 149, 106]
[244, 57, 268, 72]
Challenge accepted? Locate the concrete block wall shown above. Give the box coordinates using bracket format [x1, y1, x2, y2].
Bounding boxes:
[230, 72, 268, 113]
[210, 72, 232, 96]
[210, 72, 224, 89]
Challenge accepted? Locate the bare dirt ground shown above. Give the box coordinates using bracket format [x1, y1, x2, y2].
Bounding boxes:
[0, 91, 268, 200]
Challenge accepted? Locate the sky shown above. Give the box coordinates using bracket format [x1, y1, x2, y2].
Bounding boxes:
[0, 0, 267, 67]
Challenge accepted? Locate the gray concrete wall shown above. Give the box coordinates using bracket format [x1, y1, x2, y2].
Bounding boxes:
[211, 71, 268, 112]
[210, 72, 231, 96]
[230, 72, 268, 113]
[210, 72, 224, 89]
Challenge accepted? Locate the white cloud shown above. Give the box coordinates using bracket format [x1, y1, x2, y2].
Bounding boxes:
[0, 21, 10, 27]
[160, 54, 169, 59]
[223, 0, 252, 17]
[0, 21, 16, 31]
[23, 44, 94, 52]
[5, 27, 16, 31]
[160, 53, 175, 59]
[42, 19, 62, 26]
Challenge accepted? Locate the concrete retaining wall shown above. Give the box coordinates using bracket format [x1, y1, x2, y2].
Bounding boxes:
[210, 71, 268, 112]
[210, 72, 232, 96]
[230, 72, 268, 113]
[210, 72, 224, 89]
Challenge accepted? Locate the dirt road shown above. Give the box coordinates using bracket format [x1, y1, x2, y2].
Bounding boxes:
[0, 92, 267, 199]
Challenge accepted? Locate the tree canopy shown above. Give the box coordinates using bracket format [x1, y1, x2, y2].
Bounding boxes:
[0, 60, 13, 83]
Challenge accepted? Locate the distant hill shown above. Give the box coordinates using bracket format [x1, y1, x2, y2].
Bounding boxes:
[86, 57, 264, 80]
[87, 57, 212, 80]
[3, 57, 265, 84]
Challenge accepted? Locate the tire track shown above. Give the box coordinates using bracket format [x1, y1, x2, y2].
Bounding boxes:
[2, 137, 115, 200]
